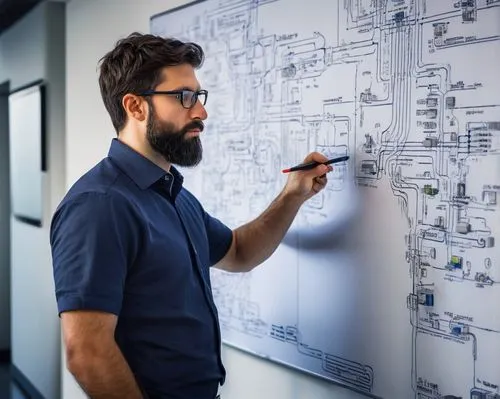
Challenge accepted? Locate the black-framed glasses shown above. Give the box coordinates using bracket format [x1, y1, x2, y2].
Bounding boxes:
[137, 89, 208, 109]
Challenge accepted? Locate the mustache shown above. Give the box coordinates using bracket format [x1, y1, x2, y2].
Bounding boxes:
[182, 120, 204, 134]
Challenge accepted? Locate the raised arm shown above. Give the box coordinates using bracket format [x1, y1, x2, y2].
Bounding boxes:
[215, 152, 332, 273]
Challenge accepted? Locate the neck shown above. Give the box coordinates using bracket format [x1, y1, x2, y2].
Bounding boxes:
[118, 129, 171, 173]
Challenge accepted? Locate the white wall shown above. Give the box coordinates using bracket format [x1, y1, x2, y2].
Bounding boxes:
[0, 81, 10, 352]
[0, 2, 66, 397]
[65, 1, 366, 398]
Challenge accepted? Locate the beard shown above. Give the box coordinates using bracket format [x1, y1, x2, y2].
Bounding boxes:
[146, 104, 204, 167]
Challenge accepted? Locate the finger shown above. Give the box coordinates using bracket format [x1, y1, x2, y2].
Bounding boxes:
[319, 166, 334, 178]
[314, 175, 327, 185]
[312, 181, 325, 194]
[303, 151, 329, 164]
[312, 176, 327, 188]
[310, 164, 328, 178]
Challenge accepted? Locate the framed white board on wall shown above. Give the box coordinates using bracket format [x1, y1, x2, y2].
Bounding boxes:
[8, 80, 46, 227]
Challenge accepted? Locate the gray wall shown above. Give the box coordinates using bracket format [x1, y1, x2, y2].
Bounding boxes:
[0, 81, 10, 352]
[0, 2, 65, 398]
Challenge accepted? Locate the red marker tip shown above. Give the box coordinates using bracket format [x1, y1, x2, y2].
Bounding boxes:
[281, 168, 291, 174]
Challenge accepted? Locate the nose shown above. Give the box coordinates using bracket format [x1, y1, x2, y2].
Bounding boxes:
[189, 98, 208, 121]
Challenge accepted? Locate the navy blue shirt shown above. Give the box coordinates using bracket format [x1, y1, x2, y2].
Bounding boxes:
[50, 139, 233, 399]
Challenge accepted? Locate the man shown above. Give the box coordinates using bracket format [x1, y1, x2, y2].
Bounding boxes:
[50, 32, 332, 399]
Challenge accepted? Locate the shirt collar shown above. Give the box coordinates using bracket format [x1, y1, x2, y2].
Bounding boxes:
[107, 138, 184, 191]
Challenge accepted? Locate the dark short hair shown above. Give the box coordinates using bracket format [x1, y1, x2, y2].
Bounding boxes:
[98, 32, 204, 133]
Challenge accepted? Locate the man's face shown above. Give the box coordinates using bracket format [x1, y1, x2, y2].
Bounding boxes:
[145, 64, 208, 167]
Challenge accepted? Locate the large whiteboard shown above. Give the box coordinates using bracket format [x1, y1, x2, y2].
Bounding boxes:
[151, 1, 500, 398]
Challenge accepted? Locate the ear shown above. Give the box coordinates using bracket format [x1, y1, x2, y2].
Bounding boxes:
[122, 93, 148, 122]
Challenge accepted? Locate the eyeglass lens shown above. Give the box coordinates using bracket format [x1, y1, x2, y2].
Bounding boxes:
[181, 90, 207, 108]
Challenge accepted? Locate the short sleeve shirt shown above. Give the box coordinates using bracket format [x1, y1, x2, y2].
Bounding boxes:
[50, 139, 233, 399]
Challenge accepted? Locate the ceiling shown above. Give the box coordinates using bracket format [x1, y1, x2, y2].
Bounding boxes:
[0, 0, 45, 34]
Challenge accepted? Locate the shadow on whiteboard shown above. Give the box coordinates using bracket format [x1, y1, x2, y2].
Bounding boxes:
[282, 168, 361, 250]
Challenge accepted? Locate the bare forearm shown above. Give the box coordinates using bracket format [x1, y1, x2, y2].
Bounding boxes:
[68, 343, 143, 399]
[233, 190, 303, 271]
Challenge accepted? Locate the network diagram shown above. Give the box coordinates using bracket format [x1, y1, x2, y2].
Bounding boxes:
[152, 1, 500, 397]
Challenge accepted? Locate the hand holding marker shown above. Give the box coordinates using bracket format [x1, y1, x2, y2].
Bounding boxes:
[281, 155, 350, 174]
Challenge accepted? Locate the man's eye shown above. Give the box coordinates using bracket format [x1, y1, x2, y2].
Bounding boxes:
[182, 92, 194, 103]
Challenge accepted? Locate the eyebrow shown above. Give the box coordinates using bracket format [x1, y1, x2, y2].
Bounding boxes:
[170, 85, 202, 92]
